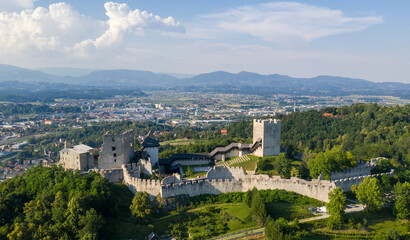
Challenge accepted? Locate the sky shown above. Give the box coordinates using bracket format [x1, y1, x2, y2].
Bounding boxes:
[0, 0, 409, 83]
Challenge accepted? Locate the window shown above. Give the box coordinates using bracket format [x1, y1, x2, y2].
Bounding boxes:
[113, 153, 116, 157]
[112, 137, 115, 141]
[112, 146, 116, 151]
[114, 159, 116, 162]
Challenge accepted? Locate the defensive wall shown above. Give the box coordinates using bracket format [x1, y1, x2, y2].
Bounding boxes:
[121, 163, 392, 203]
[330, 160, 376, 180]
[122, 164, 162, 196]
[333, 169, 394, 191]
[91, 168, 124, 183]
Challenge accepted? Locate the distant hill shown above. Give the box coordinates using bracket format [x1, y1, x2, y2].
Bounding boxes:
[0, 64, 63, 83]
[36, 67, 98, 77]
[0, 80, 145, 102]
[0, 64, 409, 99]
[70, 69, 181, 89]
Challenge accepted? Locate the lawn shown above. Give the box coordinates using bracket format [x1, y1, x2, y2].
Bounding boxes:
[230, 157, 258, 171]
[102, 203, 257, 240]
[300, 208, 409, 239]
[266, 201, 315, 220]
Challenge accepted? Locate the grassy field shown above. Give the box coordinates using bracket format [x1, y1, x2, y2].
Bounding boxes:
[266, 202, 315, 220]
[301, 208, 409, 240]
[160, 138, 196, 146]
[230, 157, 258, 171]
[102, 203, 257, 240]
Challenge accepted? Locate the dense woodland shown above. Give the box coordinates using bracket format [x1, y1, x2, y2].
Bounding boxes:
[0, 165, 133, 240]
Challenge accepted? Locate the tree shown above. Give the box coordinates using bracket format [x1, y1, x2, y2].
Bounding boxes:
[327, 187, 346, 216]
[308, 146, 356, 179]
[356, 177, 383, 212]
[185, 166, 193, 177]
[130, 192, 153, 222]
[394, 181, 410, 219]
[250, 190, 266, 226]
[79, 208, 104, 239]
[265, 217, 293, 240]
[276, 153, 292, 178]
[290, 167, 300, 178]
[244, 190, 253, 208]
[326, 187, 346, 229]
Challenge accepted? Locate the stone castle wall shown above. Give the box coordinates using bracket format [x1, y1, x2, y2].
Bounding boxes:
[334, 169, 394, 191]
[330, 160, 376, 180]
[122, 164, 162, 196]
[121, 164, 392, 203]
[92, 168, 124, 183]
[162, 167, 334, 202]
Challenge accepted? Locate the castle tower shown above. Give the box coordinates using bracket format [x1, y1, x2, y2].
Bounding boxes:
[142, 131, 160, 167]
[253, 119, 281, 157]
[98, 130, 135, 169]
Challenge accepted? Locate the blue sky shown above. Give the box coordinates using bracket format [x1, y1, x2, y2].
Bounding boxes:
[0, 0, 409, 83]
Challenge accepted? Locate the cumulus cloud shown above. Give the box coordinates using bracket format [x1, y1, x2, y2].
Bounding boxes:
[0, 3, 105, 55]
[73, 2, 185, 56]
[0, 2, 185, 58]
[204, 2, 383, 43]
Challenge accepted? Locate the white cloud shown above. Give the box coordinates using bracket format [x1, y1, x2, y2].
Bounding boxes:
[203, 2, 383, 43]
[0, 3, 104, 55]
[72, 2, 185, 56]
[0, 2, 185, 58]
[0, 0, 37, 12]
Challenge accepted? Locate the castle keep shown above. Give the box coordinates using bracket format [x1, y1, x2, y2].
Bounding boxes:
[252, 119, 281, 157]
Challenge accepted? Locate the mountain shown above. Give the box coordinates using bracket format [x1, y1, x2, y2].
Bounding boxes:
[0, 64, 62, 83]
[0, 80, 145, 102]
[70, 69, 181, 89]
[36, 67, 98, 77]
[0, 65, 409, 100]
[187, 71, 410, 98]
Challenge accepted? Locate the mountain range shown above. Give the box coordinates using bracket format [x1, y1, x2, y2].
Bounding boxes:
[0, 64, 409, 100]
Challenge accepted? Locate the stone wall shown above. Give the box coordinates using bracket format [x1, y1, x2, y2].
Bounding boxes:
[334, 169, 394, 191]
[330, 160, 376, 180]
[207, 166, 246, 180]
[162, 166, 334, 202]
[138, 158, 152, 176]
[171, 159, 211, 166]
[122, 164, 162, 196]
[122, 164, 391, 203]
[92, 168, 124, 183]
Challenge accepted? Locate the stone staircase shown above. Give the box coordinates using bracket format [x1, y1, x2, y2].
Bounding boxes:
[216, 155, 251, 167]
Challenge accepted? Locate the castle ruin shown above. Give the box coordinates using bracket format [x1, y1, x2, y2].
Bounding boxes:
[59, 119, 392, 203]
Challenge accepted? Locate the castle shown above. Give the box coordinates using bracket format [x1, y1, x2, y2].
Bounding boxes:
[59, 119, 392, 203]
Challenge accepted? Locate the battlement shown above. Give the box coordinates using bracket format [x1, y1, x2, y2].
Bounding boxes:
[253, 119, 281, 125]
[332, 169, 394, 191]
[330, 160, 376, 180]
[122, 160, 388, 203]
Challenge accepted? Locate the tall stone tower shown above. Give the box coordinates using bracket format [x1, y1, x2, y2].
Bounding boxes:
[253, 119, 281, 157]
[142, 131, 160, 167]
[98, 130, 135, 169]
